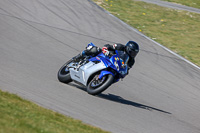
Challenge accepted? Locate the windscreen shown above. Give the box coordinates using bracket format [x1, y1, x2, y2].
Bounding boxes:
[117, 50, 129, 65]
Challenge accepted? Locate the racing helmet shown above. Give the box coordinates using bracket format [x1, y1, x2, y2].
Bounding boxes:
[125, 41, 139, 58]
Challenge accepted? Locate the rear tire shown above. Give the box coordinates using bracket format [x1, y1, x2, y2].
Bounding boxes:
[87, 74, 114, 95]
[57, 60, 72, 83]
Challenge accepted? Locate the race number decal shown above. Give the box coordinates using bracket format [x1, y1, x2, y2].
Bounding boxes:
[114, 61, 119, 71]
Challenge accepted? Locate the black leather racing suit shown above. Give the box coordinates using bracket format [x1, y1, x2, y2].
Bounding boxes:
[83, 43, 135, 69]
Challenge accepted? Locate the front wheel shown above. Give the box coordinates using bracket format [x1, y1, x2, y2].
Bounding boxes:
[87, 74, 114, 95]
[57, 60, 72, 83]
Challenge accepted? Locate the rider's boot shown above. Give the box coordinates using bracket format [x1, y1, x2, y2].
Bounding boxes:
[73, 51, 87, 62]
[73, 54, 83, 62]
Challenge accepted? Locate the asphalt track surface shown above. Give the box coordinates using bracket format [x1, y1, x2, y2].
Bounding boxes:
[138, 0, 200, 14]
[0, 0, 200, 133]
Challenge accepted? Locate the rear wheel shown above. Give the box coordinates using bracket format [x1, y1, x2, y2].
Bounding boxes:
[57, 60, 72, 83]
[87, 74, 114, 95]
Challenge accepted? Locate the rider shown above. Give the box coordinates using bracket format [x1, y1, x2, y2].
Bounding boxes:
[73, 41, 139, 70]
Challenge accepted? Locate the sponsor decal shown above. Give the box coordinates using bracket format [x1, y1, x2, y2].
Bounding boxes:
[75, 75, 80, 78]
[96, 57, 100, 60]
[115, 57, 119, 61]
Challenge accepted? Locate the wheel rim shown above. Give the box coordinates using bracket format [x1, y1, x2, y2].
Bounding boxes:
[91, 76, 106, 88]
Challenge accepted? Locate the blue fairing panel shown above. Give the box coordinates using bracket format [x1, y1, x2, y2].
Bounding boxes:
[89, 56, 100, 62]
[89, 53, 111, 67]
[96, 53, 117, 70]
[99, 70, 114, 79]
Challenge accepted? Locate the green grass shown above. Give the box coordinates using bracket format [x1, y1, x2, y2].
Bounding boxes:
[0, 90, 109, 133]
[163, 0, 200, 9]
[93, 0, 200, 66]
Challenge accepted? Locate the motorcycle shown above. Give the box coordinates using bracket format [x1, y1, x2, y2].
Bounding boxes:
[57, 43, 129, 95]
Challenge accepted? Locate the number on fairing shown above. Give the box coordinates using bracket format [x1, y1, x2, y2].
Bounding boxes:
[114, 61, 119, 71]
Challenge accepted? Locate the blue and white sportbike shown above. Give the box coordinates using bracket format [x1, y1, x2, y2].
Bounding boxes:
[58, 43, 129, 95]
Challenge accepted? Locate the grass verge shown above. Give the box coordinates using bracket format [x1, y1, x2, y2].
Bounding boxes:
[93, 0, 200, 66]
[0, 90, 109, 133]
[163, 0, 200, 9]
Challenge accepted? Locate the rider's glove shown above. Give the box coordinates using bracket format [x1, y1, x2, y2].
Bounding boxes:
[102, 47, 110, 56]
[113, 44, 117, 49]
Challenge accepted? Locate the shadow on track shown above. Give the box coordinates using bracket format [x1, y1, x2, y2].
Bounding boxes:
[68, 82, 87, 91]
[68, 83, 171, 114]
[98, 93, 172, 114]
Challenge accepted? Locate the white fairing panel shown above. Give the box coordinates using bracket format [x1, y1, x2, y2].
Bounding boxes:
[69, 61, 106, 86]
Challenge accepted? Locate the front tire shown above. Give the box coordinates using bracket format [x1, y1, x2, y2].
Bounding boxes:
[87, 74, 114, 95]
[57, 60, 72, 83]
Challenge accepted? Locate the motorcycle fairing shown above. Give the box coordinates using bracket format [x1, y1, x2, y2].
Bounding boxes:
[95, 52, 119, 71]
[69, 61, 106, 86]
[90, 51, 128, 79]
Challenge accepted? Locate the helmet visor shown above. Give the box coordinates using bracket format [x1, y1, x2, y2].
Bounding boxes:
[127, 47, 138, 58]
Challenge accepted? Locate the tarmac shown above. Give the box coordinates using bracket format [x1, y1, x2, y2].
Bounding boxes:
[0, 0, 200, 133]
